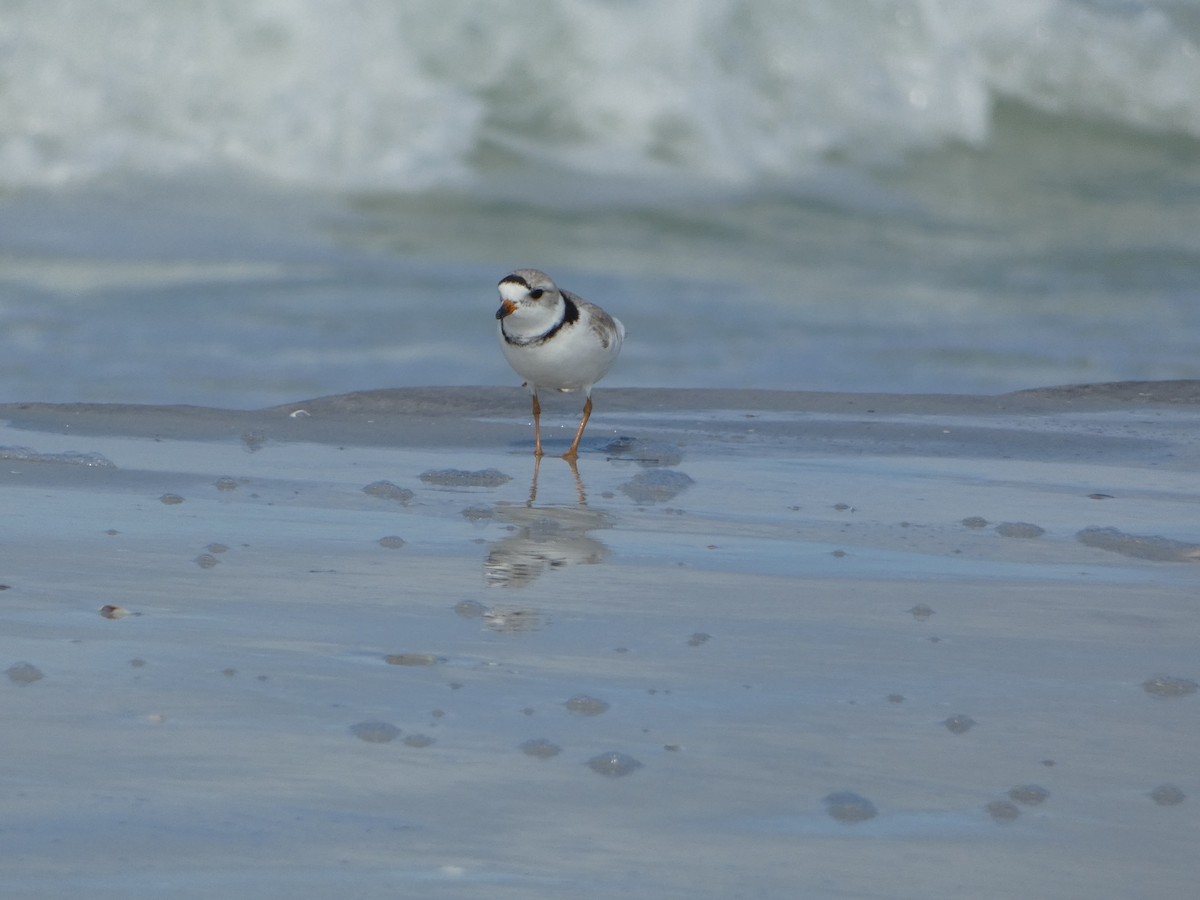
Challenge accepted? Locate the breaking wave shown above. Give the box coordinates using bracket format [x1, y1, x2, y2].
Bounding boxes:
[2, 0, 1198, 192]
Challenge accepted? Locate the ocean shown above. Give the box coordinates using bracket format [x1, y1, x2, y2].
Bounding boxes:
[2, 0, 1199, 407]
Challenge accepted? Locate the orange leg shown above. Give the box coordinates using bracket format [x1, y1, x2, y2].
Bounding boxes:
[562, 395, 593, 461]
[531, 392, 544, 457]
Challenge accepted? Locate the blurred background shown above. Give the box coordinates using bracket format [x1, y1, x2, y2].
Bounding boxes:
[1, 0, 1198, 407]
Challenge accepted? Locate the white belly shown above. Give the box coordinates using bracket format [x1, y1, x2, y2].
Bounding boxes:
[499, 316, 624, 393]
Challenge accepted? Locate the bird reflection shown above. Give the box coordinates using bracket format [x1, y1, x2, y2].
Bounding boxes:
[528, 454, 587, 506]
[483, 458, 611, 588]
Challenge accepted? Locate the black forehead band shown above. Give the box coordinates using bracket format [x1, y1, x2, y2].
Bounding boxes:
[498, 274, 530, 289]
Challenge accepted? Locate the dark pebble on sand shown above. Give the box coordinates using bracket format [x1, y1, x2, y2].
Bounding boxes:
[378, 535, 406, 549]
[160, 493, 185, 505]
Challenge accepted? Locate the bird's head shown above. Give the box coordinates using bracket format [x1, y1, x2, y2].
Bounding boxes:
[496, 269, 560, 320]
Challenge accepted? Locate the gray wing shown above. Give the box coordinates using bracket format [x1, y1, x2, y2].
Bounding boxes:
[563, 289, 625, 350]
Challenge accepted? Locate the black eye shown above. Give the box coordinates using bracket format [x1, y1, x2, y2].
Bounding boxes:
[529, 289, 544, 299]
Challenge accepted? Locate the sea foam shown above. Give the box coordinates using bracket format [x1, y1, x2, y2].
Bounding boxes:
[1, 0, 1197, 191]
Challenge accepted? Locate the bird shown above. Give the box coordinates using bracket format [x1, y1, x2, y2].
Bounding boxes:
[495, 269, 625, 460]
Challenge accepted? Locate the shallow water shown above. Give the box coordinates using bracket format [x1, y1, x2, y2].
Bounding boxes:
[1, 387, 1198, 898]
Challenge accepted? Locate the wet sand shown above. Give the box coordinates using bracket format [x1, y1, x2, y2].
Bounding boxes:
[2, 383, 1198, 899]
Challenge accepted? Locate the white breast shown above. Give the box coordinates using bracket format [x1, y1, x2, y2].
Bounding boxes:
[500, 313, 624, 393]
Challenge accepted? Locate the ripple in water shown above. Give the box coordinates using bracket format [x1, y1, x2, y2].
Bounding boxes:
[1142, 675, 1197, 698]
[419, 468, 511, 487]
[823, 791, 878, 824]
[586, 751, 642, 777]
[564, 695, 609, 716]
[361, 480, 414, 504]
[384, 653, 445, 667]
[0, 446, 115, 467]
[1077, 526, 1200, 562]
[350, 721, 401, 743]
[987, 800, 1021, 822]
[520, 738, 562, 759]
[6, 662, 44, 685]
[1149, 785, 1185, 806]
[1008, 784, 1049, 806]
[995, 522, 1045, 539]
[619, 470, 695, 504]
[943, 714, 976, 734]
[453, 599, 487, 618]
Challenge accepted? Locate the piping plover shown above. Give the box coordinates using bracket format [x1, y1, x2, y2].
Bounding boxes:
[495, 269, 625, 460]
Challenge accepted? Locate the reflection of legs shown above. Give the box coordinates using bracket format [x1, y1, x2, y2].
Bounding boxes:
[565, 456, 587, 506]
[531, 391, 543, 457]
[527, 454, 542, 506]
[562, 395, 592, 461]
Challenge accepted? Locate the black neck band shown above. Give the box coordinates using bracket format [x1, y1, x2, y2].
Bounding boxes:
[503, 296, 579, 347]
